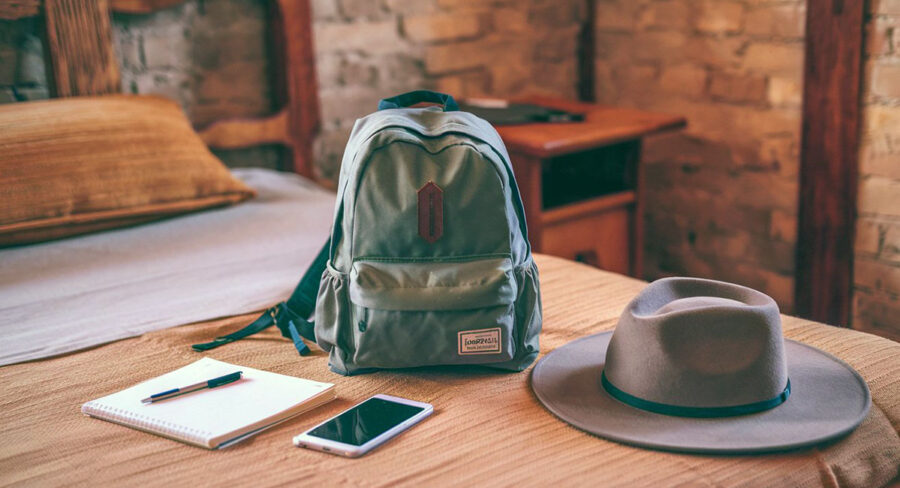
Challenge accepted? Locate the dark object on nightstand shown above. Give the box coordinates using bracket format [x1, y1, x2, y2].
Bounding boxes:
[491, 96, 686, 277]
[457, 102, 585, 125]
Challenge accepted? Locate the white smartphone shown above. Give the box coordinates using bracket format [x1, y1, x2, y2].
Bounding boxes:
[293, 394, 433, 458]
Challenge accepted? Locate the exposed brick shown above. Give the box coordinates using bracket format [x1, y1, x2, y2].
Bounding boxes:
[695, 1, 744, 34]
[529, 2, 583, 29]
[403, 12, 481, 43]
[855, 257, 900, 295]
[770, 209, 796, 243]
[595, 1, 640, 32]
[871, 62, 900, 99]
[338, 0, 387, 19]
[340, 58, 378, 85]
[860, 139, 900, 179]
[385, 0, 437, 14]
[709, 71, 768, 104]
[611, 64, 658, 102]
[658, 65, 707, 98]
[436, 0, 499, 11]
[628, 31, 689, 63]
[758, 135, 799, 176]
[433, 70, 490, 97]
[865, 15, 897, 56]
[529, 59, 578, 98]
[859, 176, 900, 217]
[310, 0, 340, 20]
[855, 218, 883, 255]
[883, 221, 900, 263]
[315, 53, 343, 86]
[743, 42, 804, 76]
[314, 21, 406, 55]
[534, 28, 579, 61]
[767, 76, 802, 108]
[319, 86, 386, 123]
[874, 0, 900, 15]
[862, 104, 900, 134]
[637, 1, 689, 30]
[424, 39, 512, 74]
[643, 133, 732, 167]
[492, 7, 529, 34]
[744, 5, 805, 39]
[852, 290, 900, 341]
[684, 36, 744, 69]
[593, 61, 616, 103]
[594, 31, 633, 61]
[141, 27, 191, 70]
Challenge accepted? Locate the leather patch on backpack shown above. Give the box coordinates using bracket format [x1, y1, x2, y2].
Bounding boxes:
[418, 181, 443, 243]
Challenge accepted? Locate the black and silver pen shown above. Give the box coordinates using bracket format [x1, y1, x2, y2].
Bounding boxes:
[141, 371, 243, 404]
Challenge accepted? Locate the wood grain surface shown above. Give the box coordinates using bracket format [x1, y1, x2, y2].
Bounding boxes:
[795, 0, 866, 327]
[43, 0, 121, 97]
[1, 255, 898, 487]
[495, 97, 686, 159]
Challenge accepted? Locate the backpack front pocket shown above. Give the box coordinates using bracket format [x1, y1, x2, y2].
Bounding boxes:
[347, 256, 518, 370]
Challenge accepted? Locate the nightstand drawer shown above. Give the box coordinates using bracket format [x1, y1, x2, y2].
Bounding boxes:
[540, 194, 634, 275]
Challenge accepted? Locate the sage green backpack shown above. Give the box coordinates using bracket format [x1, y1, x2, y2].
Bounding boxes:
[194, 90, 542, 376]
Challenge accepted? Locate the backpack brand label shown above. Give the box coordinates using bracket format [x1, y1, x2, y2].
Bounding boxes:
[458, 328, 501, 355]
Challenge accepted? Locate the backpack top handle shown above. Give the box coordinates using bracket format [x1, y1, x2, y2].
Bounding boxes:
[378, 90, 459, 112]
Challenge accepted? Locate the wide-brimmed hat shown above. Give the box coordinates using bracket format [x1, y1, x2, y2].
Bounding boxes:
[531, 277, 871, 454]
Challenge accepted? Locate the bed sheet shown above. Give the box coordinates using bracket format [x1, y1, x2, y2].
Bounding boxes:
[0, 168, 334, 365]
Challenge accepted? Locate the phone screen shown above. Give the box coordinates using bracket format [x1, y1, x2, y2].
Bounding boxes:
[307, 397, 425, 446]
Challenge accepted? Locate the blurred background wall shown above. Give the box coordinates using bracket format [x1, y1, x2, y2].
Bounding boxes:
[855, 0, 900, 339]
[0, 0, 897, 336]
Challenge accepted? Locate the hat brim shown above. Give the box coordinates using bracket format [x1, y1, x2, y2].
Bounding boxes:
[531, 332, 871, 454]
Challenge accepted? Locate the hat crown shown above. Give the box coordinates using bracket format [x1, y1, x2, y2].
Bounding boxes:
[605, 278, 787, 409]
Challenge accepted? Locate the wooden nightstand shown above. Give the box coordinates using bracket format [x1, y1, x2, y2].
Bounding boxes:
[495, 97, 686, 277]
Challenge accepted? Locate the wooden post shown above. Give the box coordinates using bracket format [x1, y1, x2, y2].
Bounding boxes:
[577, 0, 595, 102]
[43, 0, 121, 97]
[795, 0, 865, 326]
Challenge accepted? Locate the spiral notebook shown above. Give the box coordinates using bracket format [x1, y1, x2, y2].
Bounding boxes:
[82, 358, 335, 449]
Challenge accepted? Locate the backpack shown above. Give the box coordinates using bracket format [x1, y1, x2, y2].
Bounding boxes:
[194, 90, 542, 375]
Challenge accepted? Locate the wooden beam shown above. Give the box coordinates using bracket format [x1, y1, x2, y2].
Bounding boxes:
[44, 0, 120, 97]
[577, 0, 595, 102]
[198, 109, 290, 149]
[0, 0, 40, 19]
[269, 0, 320, 178]
[795, 0, 865, 326]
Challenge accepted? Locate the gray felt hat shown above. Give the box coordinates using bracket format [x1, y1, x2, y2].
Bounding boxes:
[531, 277, 871, 454]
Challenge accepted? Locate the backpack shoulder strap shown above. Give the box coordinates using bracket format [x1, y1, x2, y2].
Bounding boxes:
[191, 241, 329, 356]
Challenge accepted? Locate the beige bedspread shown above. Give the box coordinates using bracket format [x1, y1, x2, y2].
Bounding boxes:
[1, 255, 898, 487]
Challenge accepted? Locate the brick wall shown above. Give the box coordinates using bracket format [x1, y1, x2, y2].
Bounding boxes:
[854, 0, 900, 340]
[313, 0, 585, 179]
[593, 0, 805, 310]
[0, 0, 586, 179]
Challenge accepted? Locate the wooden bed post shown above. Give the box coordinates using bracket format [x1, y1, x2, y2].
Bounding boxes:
[0, 0, 322, 181]
[794, 0, 865, 326]
[44, 0, 121, 97]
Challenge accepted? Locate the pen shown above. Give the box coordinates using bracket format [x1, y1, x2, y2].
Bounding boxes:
[141, 371, 243, 404]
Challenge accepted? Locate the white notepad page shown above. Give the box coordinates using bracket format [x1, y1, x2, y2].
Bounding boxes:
[82, 357, 334, 449]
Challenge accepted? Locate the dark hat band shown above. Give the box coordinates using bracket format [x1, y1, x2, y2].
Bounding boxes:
[600, 371, 791, 418]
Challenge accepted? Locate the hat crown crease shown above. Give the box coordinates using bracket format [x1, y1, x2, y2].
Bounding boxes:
[604, 277, 789, 411]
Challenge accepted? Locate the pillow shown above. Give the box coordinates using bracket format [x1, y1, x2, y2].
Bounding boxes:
[0, 95, 255, 246]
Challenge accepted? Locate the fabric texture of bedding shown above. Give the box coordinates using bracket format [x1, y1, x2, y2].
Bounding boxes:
[0, 255, 897, 487]
[0, 168, 333, 366]
[0, 95, 254, 246]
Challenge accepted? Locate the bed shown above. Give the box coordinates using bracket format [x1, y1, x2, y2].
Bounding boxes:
[0, 1, 898, 487]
